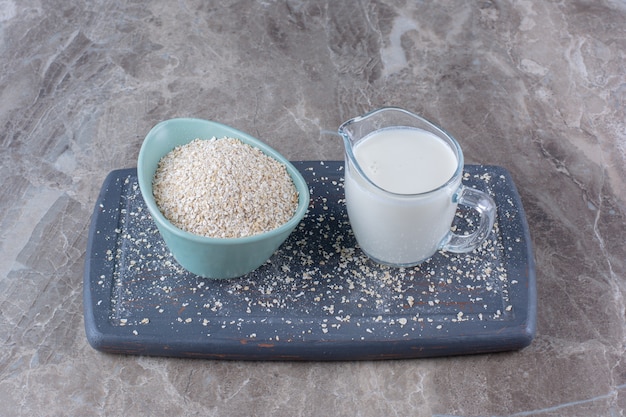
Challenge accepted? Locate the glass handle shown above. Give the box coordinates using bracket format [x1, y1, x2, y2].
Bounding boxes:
[441, 186, 496, 253]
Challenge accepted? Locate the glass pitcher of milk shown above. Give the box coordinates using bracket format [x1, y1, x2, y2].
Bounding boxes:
[339, 107, 496, 266]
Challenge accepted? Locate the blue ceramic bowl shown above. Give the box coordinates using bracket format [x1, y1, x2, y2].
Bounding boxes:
[137, 118, 310, 279]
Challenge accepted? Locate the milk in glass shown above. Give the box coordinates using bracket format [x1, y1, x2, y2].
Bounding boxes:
[345, 127, 461, 265]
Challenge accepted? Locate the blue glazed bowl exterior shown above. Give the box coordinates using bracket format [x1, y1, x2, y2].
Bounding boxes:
[137, 118, 310, 279]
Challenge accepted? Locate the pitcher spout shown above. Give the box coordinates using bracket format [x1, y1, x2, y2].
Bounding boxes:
[338, 118, 358, 171]
[339, 107, 423, 193]
[338, 108, 389, 188]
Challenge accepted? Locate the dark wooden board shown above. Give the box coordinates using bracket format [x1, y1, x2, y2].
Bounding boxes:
[83, 162, 536, 360]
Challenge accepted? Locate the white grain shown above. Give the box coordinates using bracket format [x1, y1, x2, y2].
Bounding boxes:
[153, 137, 298, 238]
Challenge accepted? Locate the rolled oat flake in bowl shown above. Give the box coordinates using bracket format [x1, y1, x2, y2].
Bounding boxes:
[152, 137, 299, 238]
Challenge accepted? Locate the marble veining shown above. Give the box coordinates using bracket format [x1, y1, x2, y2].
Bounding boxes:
[1, 0, 625, 416]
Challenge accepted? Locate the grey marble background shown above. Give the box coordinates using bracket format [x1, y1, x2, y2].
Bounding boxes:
[1, 0, 625, 416]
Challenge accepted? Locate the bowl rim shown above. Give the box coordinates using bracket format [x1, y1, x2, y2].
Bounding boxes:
[137, 117, 310, 245]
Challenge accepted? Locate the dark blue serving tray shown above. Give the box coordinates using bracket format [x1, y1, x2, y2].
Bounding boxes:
[83, 162, 536, 360]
